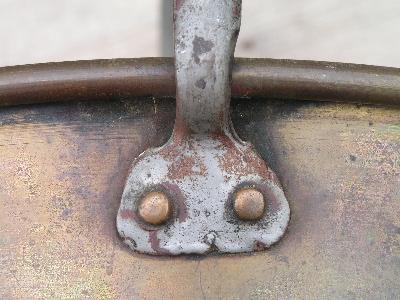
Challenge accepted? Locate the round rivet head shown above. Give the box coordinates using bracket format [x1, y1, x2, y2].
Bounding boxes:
[138, 192, 171, 225]
[234, 188, 265, 221]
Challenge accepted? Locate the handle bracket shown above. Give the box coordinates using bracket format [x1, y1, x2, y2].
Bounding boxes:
[116, 0, 290, 255]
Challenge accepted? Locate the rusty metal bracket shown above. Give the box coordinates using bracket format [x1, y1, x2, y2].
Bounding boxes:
[116, 0, 290, 255]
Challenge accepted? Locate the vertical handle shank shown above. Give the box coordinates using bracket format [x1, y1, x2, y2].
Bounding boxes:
[173, 0, 242, 134]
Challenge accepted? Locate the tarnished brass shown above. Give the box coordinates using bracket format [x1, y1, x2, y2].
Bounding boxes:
[234, 188, 265, 221]
[1, 97, 398, 298]
[0, 0, 399, 296]
[0, 58, 399, 107]
[138, 192, 171, 225]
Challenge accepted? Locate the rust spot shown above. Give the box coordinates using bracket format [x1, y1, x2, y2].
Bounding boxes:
[167, 154, 207, 181]
[168, 155, 196, 180]
[148, 231, 170, 255]
[232, 1, 241, 17]
[120, 209, 135, 220]
[158, 142, 179, 162]
[159, 138, 207, 181]
[212, 132, 236, 149]
[175, 0, 185, 11]
[169, 106, 191, 146]
[192, 36, 214, 64]
[243, 145, 279, 184]
[254, 241, 266, 251]
[162, 182, 188, 223]
[212, 133, 276, 182]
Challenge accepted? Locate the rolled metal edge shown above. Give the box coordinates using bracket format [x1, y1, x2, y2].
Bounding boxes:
[233, 58, 400, 106]
[0, 58, 175, 106]
[0, 57, 399, 107]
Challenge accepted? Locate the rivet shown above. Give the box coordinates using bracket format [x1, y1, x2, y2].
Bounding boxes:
[138, 192, 171, 225]
[234, 188, 265, 221]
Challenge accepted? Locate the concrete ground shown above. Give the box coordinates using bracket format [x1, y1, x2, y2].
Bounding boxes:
[0, 0, 399, 67]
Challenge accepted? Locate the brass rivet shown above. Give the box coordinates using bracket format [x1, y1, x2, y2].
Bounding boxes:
[138, 192, 171, 225]
[234, 188, 265, 221]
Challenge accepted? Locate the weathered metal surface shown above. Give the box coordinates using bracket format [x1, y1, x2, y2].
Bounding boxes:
[117, 135, 290, 255]
[1, 58, 400, 107]
[0, 98, 399, 298]
[117, 0, 289, 255]
[173, 0, 241, 134]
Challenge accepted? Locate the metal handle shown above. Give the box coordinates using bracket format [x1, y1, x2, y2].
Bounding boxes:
[174, 0, 241, 134]
[117, 0, 290, 256]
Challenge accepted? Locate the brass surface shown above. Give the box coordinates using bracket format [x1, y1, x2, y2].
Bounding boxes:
[1, 58, 400, 107]
[138, 192, 171, 226]
[0, 97, 399, 299]
[234, 188, 265, 221]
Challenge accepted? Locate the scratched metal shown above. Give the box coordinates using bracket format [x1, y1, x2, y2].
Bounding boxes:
[117, 0, 289, 255]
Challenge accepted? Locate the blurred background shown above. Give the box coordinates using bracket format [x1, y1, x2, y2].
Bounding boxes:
[0, 0, 399, 67]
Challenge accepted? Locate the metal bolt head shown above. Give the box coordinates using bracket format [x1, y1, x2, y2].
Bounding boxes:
[234, 188, 265, 221]
[138, 192, 171, 225]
